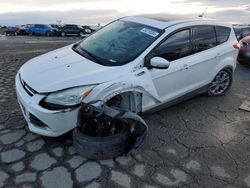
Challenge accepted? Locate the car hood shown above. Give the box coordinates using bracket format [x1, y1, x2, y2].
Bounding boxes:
[20, 44, 127, 93]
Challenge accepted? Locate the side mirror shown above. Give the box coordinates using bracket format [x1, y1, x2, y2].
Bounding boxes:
[150, 57, 170, 69]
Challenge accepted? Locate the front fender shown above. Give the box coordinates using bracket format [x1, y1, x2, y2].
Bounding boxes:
[84, 67, 162, 104]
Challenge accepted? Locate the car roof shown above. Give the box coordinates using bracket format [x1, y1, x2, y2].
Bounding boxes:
[122, 15, 231, 30]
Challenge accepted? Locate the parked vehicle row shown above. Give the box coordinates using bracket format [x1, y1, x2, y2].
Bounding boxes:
[233, 26, 250, 41]
[2, 24, 101, 37]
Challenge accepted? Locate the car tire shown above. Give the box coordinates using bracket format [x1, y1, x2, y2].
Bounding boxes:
[46, 32, 50, 37]
[79, 32, 84, 37]
[61, 32, 66, 37]
[73, 119, 131, 160]
[207, 68, 233, 96]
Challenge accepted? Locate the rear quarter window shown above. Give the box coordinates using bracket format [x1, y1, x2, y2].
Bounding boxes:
[215, 26, 231, 44]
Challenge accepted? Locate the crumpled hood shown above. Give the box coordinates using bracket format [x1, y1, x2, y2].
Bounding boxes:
[20, 45, 126, 93]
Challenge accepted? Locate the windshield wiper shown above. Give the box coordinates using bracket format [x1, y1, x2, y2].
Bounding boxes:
[80, 47, 104, 65]
[72, 44, 104, 65]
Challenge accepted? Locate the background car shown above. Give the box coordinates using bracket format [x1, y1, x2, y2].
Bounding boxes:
[16, 25, 28, 35]
[238, 36, 250, 65]
[82, 26, 92, 34]
[3, 27, 18, 36]
[59, 24, 90, 37]
[234, 26, 250, 41]
[25, 24, 58, 36]
[89, 25, 102, 32]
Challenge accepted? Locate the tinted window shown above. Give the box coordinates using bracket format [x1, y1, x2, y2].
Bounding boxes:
[71, 25, 78, 29]
[193, 26, 216, 53]
[216, 26, 231, 44]
[63, 25, 71, 29]
[242, 28, 250, 38]
[154, 29, 191, 61]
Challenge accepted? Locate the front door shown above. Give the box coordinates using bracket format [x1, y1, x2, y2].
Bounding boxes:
[148, 29, 194, 102]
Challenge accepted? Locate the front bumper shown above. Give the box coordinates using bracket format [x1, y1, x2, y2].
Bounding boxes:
[15, 73, 80, 137]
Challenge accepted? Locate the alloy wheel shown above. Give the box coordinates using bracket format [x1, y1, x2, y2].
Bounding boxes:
[208, 70, 231, 95]
[80, 32, 84, 37]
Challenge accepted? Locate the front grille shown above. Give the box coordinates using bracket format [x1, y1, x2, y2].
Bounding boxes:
[29, 113, 48, 128]
[19, 74, 38, 96]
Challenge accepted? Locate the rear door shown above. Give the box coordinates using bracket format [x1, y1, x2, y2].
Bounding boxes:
[40, 25, 47, 35]
[34, 25, 42, 35]
[71, 25, 80, 35]
[183, 25, 219, 89]
[63, 25, 72, 35]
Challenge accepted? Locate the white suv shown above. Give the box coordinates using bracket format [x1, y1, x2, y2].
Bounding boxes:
[16, 16, 239, 137]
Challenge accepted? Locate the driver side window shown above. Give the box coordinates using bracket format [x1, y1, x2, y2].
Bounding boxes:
[154, 29, 191, 61]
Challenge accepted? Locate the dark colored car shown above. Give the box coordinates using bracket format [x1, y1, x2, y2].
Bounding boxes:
[25, 24, 58, 36]
[234, 27, 250, 41]
[16, 25, 28, 35]
[4, 27, 18, 36]
[59, 24, 90, 37]
[238, 36, 250, 65]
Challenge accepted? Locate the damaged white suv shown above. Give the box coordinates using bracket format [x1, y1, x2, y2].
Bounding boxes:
[16, 15, 239, 139]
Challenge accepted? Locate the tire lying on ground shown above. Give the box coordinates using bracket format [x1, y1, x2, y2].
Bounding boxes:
[73, 119, 131, 160]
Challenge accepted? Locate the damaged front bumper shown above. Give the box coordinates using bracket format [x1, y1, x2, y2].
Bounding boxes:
[15, 73, 80, 137]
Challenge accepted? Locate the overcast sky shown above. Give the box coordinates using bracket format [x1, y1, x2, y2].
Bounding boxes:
[0, 0, 249, 26]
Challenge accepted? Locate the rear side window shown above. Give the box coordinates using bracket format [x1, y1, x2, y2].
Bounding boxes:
[154, 29, 191, 61]
[215, 26, 231, 44]
[193, 26, 217, 53]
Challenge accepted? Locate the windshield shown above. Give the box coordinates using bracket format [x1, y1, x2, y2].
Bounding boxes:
[79, 20, 163, 66]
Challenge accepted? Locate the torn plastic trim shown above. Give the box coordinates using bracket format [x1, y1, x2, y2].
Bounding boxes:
[77, 100, 148, 154]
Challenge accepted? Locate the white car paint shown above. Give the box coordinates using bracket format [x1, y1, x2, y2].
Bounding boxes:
[15, 16, 239, 136]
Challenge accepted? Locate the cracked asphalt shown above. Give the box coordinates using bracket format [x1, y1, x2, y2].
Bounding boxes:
[0, 36, 250, 188]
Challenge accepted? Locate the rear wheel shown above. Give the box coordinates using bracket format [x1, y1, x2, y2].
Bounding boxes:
[46, 32, 51, 37]
[79, 32, 84, 37]
[207, 69, 232, 96]
[61, 32, 66, 37]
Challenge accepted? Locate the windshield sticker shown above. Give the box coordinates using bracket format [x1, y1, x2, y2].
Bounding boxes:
[140, 28, 159, 37]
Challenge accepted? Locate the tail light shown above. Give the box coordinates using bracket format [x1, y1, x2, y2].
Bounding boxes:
[233, 43, 241, 50]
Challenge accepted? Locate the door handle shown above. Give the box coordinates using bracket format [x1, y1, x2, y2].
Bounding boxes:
[215, 53, 221, 59]
[180, 64, 189, 71]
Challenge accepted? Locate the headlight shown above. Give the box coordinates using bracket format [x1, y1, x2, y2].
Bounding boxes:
[44, 85, 97, 107]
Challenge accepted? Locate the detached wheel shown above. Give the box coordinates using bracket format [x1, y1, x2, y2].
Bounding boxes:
[208, 69, 232, 96]
[73, 119, 131, 160]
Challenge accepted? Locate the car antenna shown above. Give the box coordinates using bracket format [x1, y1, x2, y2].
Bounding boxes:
[198, 7, 208, 17]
